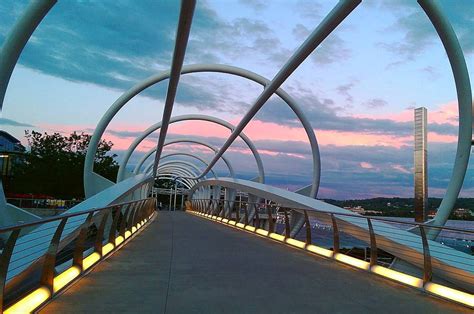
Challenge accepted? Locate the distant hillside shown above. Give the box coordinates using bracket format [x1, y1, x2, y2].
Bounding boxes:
[322, 197, 474, 220]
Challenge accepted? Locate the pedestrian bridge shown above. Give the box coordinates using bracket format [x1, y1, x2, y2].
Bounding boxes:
[40, 211, 470, 314]
[0, 0, 473, 312]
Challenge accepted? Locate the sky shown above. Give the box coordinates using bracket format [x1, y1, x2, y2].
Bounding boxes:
[0, 0, 473, 199]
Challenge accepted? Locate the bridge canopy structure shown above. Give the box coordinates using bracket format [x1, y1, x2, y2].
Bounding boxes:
[0, 0, 472, 312]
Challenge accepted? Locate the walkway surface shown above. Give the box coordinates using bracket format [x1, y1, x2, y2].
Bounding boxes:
[42, 211, 468, 314]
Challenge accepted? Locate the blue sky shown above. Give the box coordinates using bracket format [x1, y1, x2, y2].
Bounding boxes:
[0, 0, 473, 199]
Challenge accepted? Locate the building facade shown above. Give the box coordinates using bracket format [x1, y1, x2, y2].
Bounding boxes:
[414, 107, 428, 222]
[0, 130, 24, 179]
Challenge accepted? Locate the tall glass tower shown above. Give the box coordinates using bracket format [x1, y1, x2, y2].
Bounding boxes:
[414, 107, 428, 222]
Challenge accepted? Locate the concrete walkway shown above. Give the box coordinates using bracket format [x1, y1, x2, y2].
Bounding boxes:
[42, 211, 469, 314]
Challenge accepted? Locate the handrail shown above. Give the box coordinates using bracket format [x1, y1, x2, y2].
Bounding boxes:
[0, 198, 149, 233]
[189, 198, 474, 308]
[0, 197, 157, 313]
[191, 198, 474, 235]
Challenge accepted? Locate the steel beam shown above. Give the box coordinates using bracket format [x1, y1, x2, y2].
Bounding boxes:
[152, 0, 196, 176]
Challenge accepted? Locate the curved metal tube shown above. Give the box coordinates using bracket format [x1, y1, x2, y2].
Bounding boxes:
[155, 175, 193, 190]
[156, 165, 200, 186]
[157, 167, 198, 183]
[121, 138, 235, 181]
[157, 166, 199, 185]
[157, 160, 206, 180]
[0, 0, 56, 111]
[151, 0, 196, 177]
[84, 64, 318, 197]
[139, 152, 217, 178]
[418, 0, 472, 233]
[116, 114, 261, 183]
[2, 0, 470, 232]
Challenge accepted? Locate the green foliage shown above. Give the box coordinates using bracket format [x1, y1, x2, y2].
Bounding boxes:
[9, 130, 119, 199]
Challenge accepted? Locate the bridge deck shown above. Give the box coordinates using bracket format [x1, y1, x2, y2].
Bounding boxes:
[42, 211, 468, 313]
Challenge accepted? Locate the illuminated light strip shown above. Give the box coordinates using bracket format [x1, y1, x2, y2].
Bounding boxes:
[102, 243, 114, 256]
[53, 266, 81, 293]
[269, 233, 285, 242]
[424, 282, 474, 308]
[244, 225, 256, 232]
[285, 238, 306, 249]
[132, 226, 137, 233]
[222, 218, 229, 223]
[4, 287, 51, 314]
[334, 253, 370, 270]
[371, 265, 423, 288]
[125, 230, 132, 239]
[115, 236, 124, 246]
[190, 211, 473, 308]
[4, 211, 157, 314]
[212, 216, 217, 220]
[83, 252, 101, 270]
[306, 244, 333, 258]
[256, 229, 269, 236]
[217, 217, 223, 221]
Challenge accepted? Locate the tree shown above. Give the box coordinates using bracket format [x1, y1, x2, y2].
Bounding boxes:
[9, 131, 119, 199]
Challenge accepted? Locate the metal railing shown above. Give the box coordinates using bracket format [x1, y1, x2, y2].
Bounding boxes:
[6, 198, 82, 212]
[189, 198, 473, 307]
[0, 197, 156, 313]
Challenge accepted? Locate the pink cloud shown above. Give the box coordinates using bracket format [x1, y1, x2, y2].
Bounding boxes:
[391, 164, 411, 174]
[360, 162, 374, 169]
[36, 99, 461, 155]
[354, 101, 459, 126]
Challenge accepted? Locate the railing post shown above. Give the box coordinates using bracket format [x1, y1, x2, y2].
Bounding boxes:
[331, 214, 339, 254]
[0, 229, 20, 313]
[283, 209, 290, 238]
[95, 208, 112, 256]
[134, 201, 144, 225]
[225, 200, 230, 219]
[254, 202, 260, 228]
[235, 201, 240, 222]
[108, 206, 122, 244]
[41, 217, 68, 294]
[304, 210, 311, 245]
[419, 225, 433, 284]
[119, 204, 131, 237]
[367, 218, 377, 267]
[73, 212, 94, 270]
[243, 203, 249, 226]
[127, 202, 138, 230]
[133, 200, 145, 227]
[267, 206, 274, 233]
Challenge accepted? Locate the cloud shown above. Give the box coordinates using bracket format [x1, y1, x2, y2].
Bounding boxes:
[154, 135, 472, 199]
[377, 0, 473, 62]
[0, 117, 34, 127]
[294, 1, 323, 20]
[292, 23, 351, 65]
[239, 0, 265, 12]
[336, 82, 355, 103]
[360, 162, 375, 169]
[363, 98, 387, 109]
[256, 91, 458, 138]
[0, 0, 288, 110]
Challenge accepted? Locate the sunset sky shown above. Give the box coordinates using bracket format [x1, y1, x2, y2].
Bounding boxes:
[0, 0, 473, 199]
